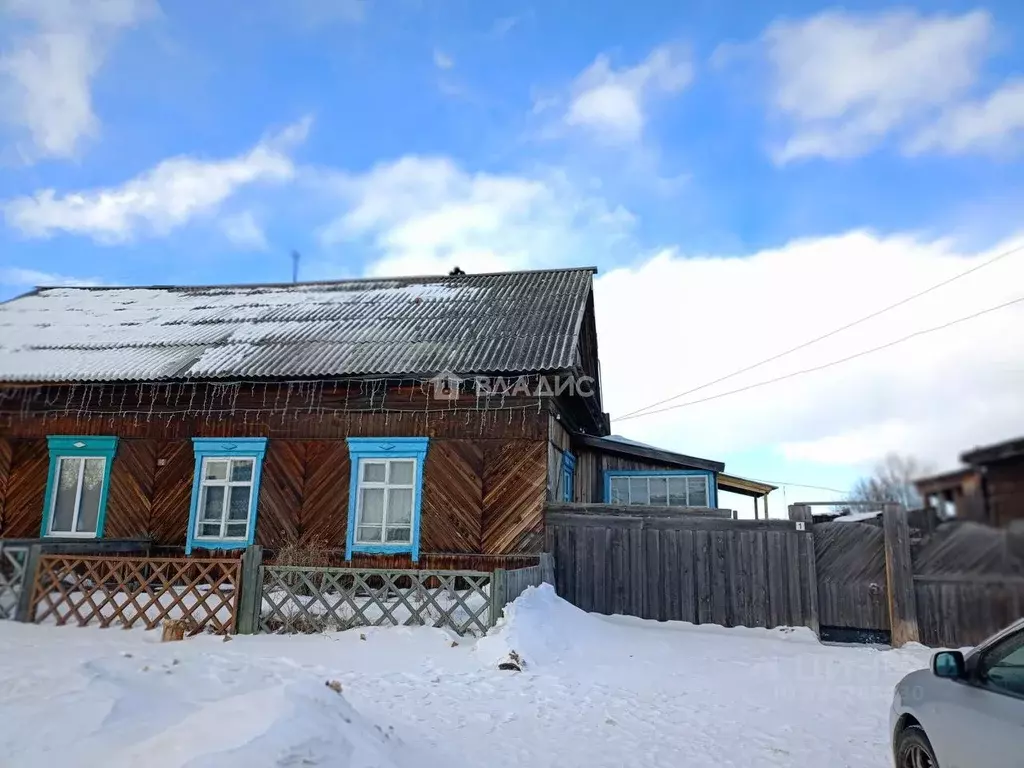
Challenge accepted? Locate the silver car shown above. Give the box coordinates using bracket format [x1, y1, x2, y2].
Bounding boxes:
[890, 618, 1024, 767]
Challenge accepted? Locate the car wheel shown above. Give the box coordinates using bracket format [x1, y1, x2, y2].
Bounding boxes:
[895, 725, 939, 768]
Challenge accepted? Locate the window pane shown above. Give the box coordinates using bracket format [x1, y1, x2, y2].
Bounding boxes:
[225, 522, 247, 539]
[51, 458, 81, 532]
[357, 526, 382, 542]
[609, 477, 627, 504]
[361, 461, 386, 483]
[628, 477, 649, 505]
[201, 486, 225, 522]
[981, 633, 1024, 697]
[386, 527, 411, 543]
[76, 458, 105, 533]
[388, 460, 414, 485]
[649, 477, 668, 505]
[204, 460, 228, 481]
[359, 488, 385, 525]
[387, 488, 413, 524]
[687, 476, 708, 507]
[668, 477, 688, 506]
[230, 460, 253, 482]
[228, 485, 250, 520]
[198, 522, 220, 538]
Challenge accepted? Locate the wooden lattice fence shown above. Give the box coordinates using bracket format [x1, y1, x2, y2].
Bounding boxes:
[259, 565, 495, 636]
[31, 555, 241, 633]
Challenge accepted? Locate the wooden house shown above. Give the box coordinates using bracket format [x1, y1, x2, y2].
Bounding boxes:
[0, 267, 751, 571]
[916, 436, 1024, 528]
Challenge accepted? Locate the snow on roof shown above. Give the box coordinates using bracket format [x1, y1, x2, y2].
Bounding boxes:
[0, 268, 596, 383]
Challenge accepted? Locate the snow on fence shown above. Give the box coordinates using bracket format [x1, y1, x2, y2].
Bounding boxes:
[0, 542, 30, 620]
[31, 555, 241, 633]
[252, 554, 553, 637]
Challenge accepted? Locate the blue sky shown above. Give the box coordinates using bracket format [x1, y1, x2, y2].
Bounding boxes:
[3, 0, 1024, 513]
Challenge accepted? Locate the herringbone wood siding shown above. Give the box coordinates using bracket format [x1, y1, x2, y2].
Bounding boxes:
[256, 441, 304, 549]
[298, 441, 349, 549]
[422, 440, 483, 553]
[482, 440, 547, 554]
[6, 439, 47, 538]
[104, 439, 157, 539]
[0, 438, 11, 532]
[150, 440, 193, 546]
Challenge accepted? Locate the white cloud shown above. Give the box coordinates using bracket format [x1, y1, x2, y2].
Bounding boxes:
[3, 117, 310, 242]
[220, 211, 269, 251]
[742, 9, 998, 161]
[318, 156, 635, 277]
[596, 232, 1024, 472]
[433, 49, 454, 70]
[0, 0, 158, 161]
[907, 79, 1024, 155]
[559, 45, 692, 144]
[0, 266, 105, 287]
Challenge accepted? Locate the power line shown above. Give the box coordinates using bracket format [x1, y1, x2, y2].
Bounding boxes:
[617, 295, 1024, 421]
[726, 477, 848, 494]
[615, 241, 1024, 420]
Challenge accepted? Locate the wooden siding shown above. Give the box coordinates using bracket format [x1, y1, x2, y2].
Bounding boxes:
[984, 456, 1024, 527]
[0, 382, 547, 441]
[547, 413, 572, 502]
[482, 440, 547, 554]
[6, 439, 47, 538]
[421, 440, 483, 553]
[0, 437, 10, 532]
[150, 440, 194, 547]
[297, 441, 349, 549]
[104, 440, 157, 539]
[0, 383, 550, 557]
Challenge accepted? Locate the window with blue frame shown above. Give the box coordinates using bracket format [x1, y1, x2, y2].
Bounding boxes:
[561, 452, 576, 502]
[41, 436, 118, 538]
[346, 438, 428, 561]
[605, 470, 717, 508]
[187, 438, 268, 554]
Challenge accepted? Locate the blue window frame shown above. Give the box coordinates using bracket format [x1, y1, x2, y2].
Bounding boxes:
[346, 437, 428, 562]
[186, 438, 268, 554]
[561, 452, 576, 502]
[604, 470, 718, 509]
[41, 436, 118, 538]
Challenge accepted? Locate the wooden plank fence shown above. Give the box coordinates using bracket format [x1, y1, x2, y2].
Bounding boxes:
[546, 504, 819, 632]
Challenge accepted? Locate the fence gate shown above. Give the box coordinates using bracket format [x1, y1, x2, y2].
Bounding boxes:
[812, 522, 890, 642]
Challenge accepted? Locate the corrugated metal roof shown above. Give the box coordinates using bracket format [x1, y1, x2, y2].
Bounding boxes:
[0, 268, 596, 383]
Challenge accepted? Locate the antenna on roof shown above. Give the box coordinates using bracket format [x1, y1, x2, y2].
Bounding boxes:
[291, 250, 301, 283]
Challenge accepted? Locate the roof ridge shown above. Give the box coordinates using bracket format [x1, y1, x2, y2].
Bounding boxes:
[31, 265, 599, 292]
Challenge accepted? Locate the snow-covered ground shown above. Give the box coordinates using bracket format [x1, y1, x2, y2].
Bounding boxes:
[0, 585, 933, 767]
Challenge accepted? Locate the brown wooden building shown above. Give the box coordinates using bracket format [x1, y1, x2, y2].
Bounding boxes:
[915, 435, 1024, 528]
[0, 267, 751, 569]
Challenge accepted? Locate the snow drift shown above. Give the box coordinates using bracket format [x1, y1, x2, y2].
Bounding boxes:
[4, 647, 439, 768]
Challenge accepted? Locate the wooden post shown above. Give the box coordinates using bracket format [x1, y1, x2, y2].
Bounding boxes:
[883, 504, 919, 647]
[489, 568, 507, 628]
[787, 504, 820, 636]
[539, 553, 555, 589]
[15, 544, 41, 623]
[237, 544, 263, 635]
[753, 496, 759, 521]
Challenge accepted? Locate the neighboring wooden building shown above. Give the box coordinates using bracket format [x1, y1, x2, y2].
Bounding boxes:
[915, 436, 1024, 528]
[0, 267, 747, 569]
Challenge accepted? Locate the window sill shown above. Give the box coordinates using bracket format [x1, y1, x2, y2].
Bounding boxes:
[45, 531, 98, 539]
[189, 539, 250, 551]
[350, 543, 417, 557]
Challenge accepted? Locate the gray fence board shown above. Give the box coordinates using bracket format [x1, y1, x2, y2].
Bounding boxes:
[548, 506, 817, 632]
